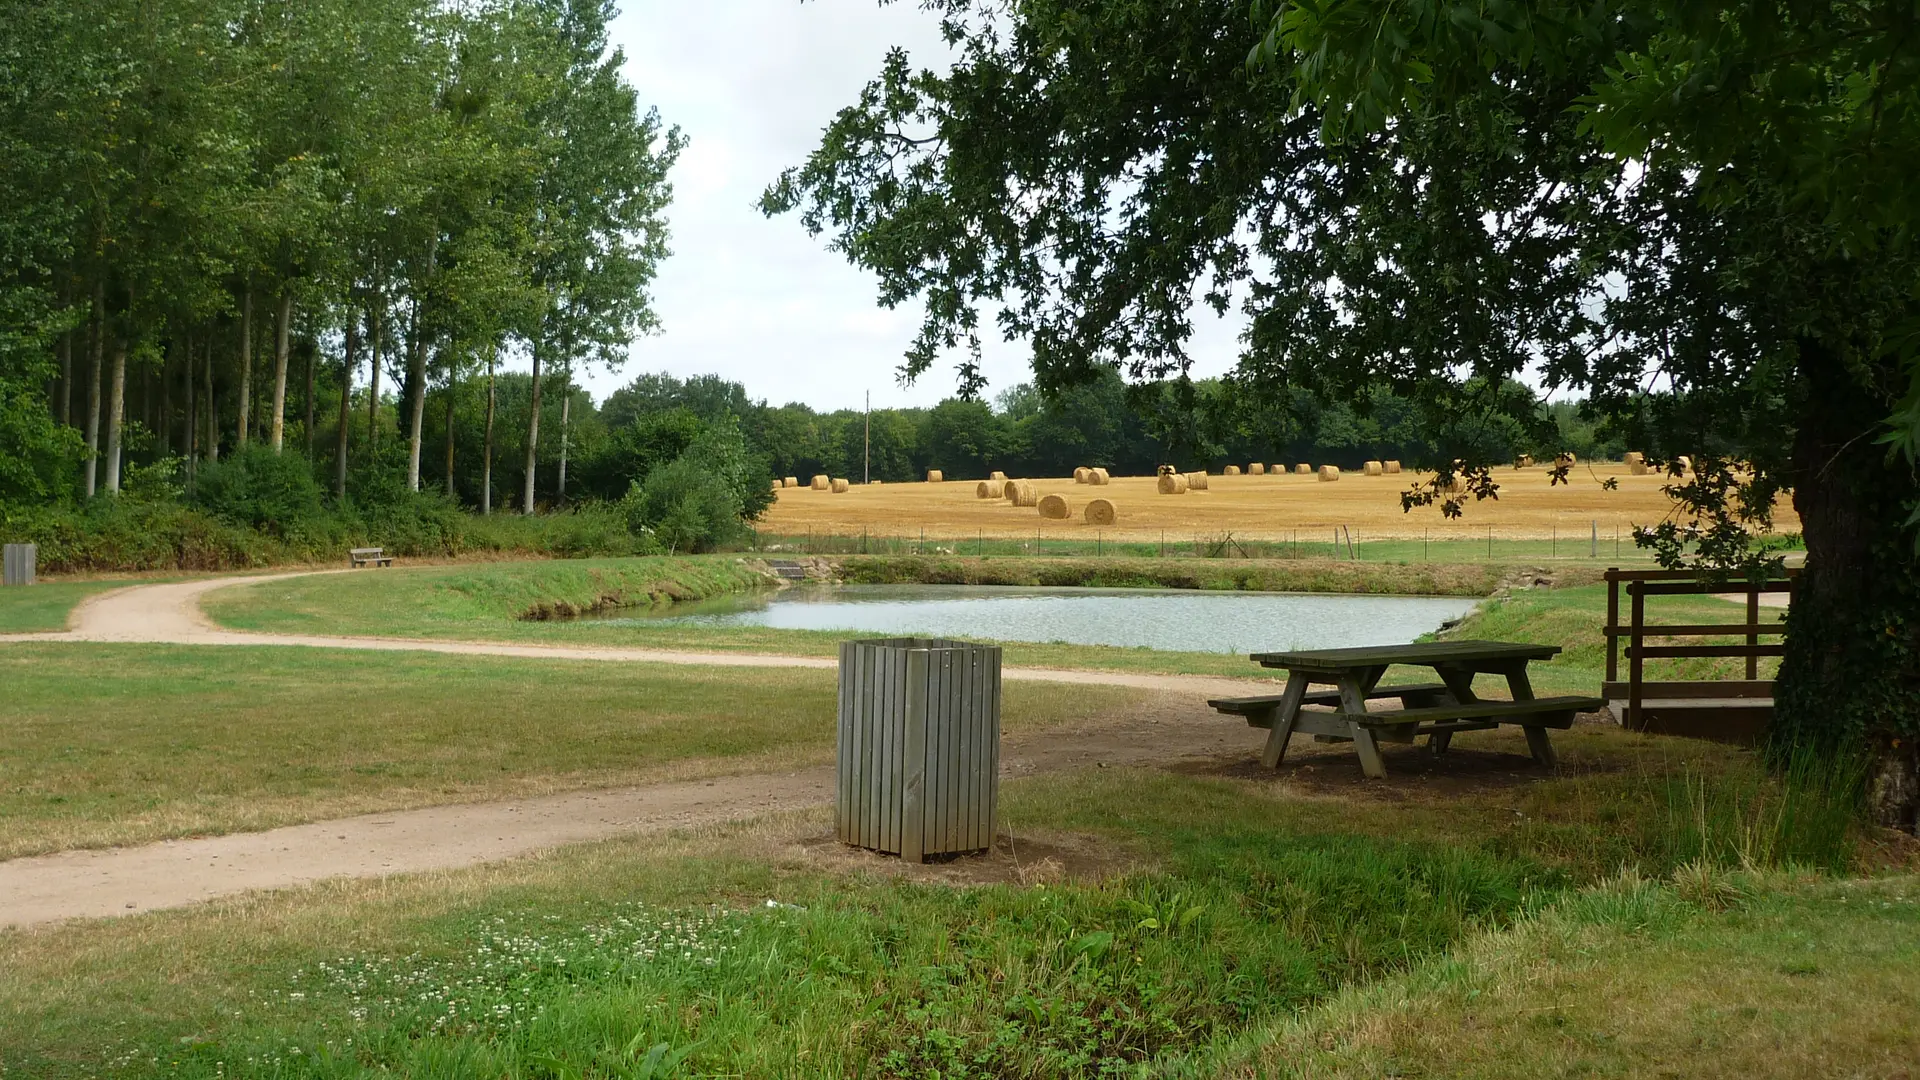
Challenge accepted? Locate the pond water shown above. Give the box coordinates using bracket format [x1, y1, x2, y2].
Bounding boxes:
[585, 585, 1480, 654]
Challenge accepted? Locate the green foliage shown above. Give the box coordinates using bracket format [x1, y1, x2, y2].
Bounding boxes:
[622, 458, 744, 556]
[189, 445, 326, 533]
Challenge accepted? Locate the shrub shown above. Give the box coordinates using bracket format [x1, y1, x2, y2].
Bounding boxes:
[190, 445, 325, 534]
[622, 457, 745, 555]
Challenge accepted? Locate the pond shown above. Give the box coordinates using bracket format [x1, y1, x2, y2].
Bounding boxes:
[584, 584, 1481, 654]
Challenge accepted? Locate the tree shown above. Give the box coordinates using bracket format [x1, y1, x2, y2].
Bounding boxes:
[767, 0, 1920, 822]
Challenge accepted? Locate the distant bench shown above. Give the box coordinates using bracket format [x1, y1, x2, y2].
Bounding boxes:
[349, 547, 393, 569]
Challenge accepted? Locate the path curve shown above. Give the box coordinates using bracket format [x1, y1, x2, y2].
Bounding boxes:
[7, 571, 1273, 698]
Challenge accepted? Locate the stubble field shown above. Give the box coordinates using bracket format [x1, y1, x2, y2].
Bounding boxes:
[760, 463, 1802, 543]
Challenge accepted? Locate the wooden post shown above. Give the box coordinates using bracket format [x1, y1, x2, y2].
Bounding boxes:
[1628, 583, 1645, 730]
[1746, 584, 1761, 680]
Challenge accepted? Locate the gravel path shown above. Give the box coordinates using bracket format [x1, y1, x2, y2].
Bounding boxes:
[0, 573, 1269, 927]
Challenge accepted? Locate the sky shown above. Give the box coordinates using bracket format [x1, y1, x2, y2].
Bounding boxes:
[600, 0, 1244, 413]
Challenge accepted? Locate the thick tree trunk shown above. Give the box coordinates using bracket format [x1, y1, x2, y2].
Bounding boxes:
[84, 284, 103, 497]
[523, 344, 542, 514]
[270, 290, 292, 452]
[186, 331, 198, 488]
[237, 285, 253, 448]
[203, 334, 217, 462]
[405, 308, 426, 492]
[1774, 335, 1920, 831]
[483, 344, 496, 515]
[558, 368, 571, 506]
[367, 296, 383, 451]
[337, 321, 356, 499]
[444, 373, 456, 497]
[104, 334, 127, 493]
[160, 339, 173, 457]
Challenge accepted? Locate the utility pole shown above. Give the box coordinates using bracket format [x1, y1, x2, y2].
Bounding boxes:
[864, 390, 871, 485]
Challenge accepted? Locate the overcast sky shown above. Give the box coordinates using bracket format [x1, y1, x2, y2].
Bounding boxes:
[600, 0, 1242, 413]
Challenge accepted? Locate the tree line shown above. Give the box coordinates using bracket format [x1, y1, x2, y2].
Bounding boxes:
[0, 0, 679, 517]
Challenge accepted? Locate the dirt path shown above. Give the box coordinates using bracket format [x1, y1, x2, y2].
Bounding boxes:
[0, 696, 1249, 929]
[0, 574, 1271, 928]
[5, 572, 1273, 698]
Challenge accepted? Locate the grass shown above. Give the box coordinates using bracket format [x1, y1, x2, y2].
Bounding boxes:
[0, 757, 1898, 1080]
[0, 643, 1142, 859]
[0, 580, 149, 634]
[835, 554, 1533, 595]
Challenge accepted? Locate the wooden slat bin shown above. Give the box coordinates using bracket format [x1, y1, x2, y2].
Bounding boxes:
[3, 543, 35, 586]
[837, 637, 1001, 863]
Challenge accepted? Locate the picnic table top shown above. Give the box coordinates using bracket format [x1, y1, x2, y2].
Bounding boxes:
[1250, 639, 1562, 672]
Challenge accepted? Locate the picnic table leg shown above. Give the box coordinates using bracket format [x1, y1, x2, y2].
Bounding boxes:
[1338, 671, 1388, 779]
[1501, 664, 1558, 769]
[1260, 672, 1311, 769]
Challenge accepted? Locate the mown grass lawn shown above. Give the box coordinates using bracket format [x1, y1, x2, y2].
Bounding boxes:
[0, 763, 1904, 1080]
[0, 643, 1142, 859]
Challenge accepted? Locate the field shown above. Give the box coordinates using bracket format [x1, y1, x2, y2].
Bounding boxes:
[761, 463, 1805, 544]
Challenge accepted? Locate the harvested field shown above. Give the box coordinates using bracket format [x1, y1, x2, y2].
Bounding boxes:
[761, 464, 1802, 541]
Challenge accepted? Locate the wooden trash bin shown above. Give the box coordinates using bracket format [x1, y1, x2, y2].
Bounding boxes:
[2, 544, 35, 586]
[837, 637, 1001, 862]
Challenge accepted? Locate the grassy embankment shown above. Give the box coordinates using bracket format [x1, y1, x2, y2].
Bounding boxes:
[0, 579, 156, 634]
[0, 643, 1140, 859]
[1, 755, 1901, 1079]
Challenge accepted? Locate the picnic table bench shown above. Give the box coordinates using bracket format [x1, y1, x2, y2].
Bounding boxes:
[1210, 640, 1603, 778]
[348, 546, 392, 569]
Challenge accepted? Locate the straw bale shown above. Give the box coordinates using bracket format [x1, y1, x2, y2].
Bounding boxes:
[1084, 498, 1117, 526]
[1295, 464, 1313, 475]
[1515, 454, 1535, 468]
[1363, 460, 1383, 476]
[926, 470, 944, 483]
[831, 478, 850, 494]
[1676, 455, 1693, 473]
[1006, 480, 1039, 507]
[990, 471, 1007, 482]
[1157, 472, 1189, 495]
[1554, 453, 1577, 468]
[1087, 468, 1111, 485]
[1038, 493, 1071, 519]
[1223, 465, 1241, 476]
[810, 474, 830, 491]
[783, 477, 799, 488]
[1187, 472, 1209, 490]
[1248, 463, 1267, 475]
[1384, 460, 1402, 474]
[976, 480, 1006, 499]
[1318, 465, 1341, 482]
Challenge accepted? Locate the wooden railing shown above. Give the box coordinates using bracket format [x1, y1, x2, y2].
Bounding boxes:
[1601, 568, 1796, 740]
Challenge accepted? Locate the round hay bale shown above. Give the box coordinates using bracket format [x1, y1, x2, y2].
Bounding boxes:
[1554, 452, 1577, 468]
[1224, 465, 1242, 476]
[1248, 462, 1267, 475]
[1318, 465, 1341, 482]
[977, 480, 1005, 499]
[1624, 451, 1645, 466]
[1295, 463, 1313, 475]
[1384, 460, 1403, 474]
[1084, 498, 1117, 526]
[1074, 466, 1090, 484]
[926, 470, 944, 483]
[810, 474, 831, 491]
[1676, 455, 1693, 473]
[771, 480, 783, 493]
[783, 476, 799, 488]
[1087, 468, 1111, 485]
[1363, 460, 1384, 476]
[831, 478, 850, 494]
[990, 470, 1007, 482]
[1187, 472, 1209, 491]
[1157, 464, 1177, 477]
[1515, 454, 1535, 468]
[1157, 472, 1189, 495]
[1006, 480, 1039, 507]
[1038, 493, 1071, 519]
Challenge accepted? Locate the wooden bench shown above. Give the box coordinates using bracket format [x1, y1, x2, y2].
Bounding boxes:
[1209, 684, 1452, 729]
[1329, 696, 1606, 767]
[348, 547, 393, 569]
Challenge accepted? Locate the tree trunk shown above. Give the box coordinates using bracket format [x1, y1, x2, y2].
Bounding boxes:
[58, 298, 71, 427]
[558, 366, 572, 506]
[104, 333, 127, 493]
[84, 283, 103, 497]
[1773, 334, 1920, 831]
[270, 289, 292, 451]
[337, 320, 356, 499]
[405, 303, 427, 492]
[237, 284, 253, 447]
[444, 372, 456, 497]
[304, 334, 316, 460]
[523, 343, 542, 514]
[186, 331, 198, 488]
[159, 338, 173, 457]
[483, 343, 496, 515]
[203, 334, 217, 462]
[366, 298, 383, 452]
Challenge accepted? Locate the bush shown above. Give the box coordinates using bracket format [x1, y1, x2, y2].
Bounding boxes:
[190, 446, 325, 534]
[621, 458, 745, 555]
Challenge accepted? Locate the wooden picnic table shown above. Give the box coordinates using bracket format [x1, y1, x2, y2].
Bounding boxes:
[1210, 640, 1604, 779]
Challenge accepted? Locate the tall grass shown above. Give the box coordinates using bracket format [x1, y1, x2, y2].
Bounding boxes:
[1660, 746, 1866, 873]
